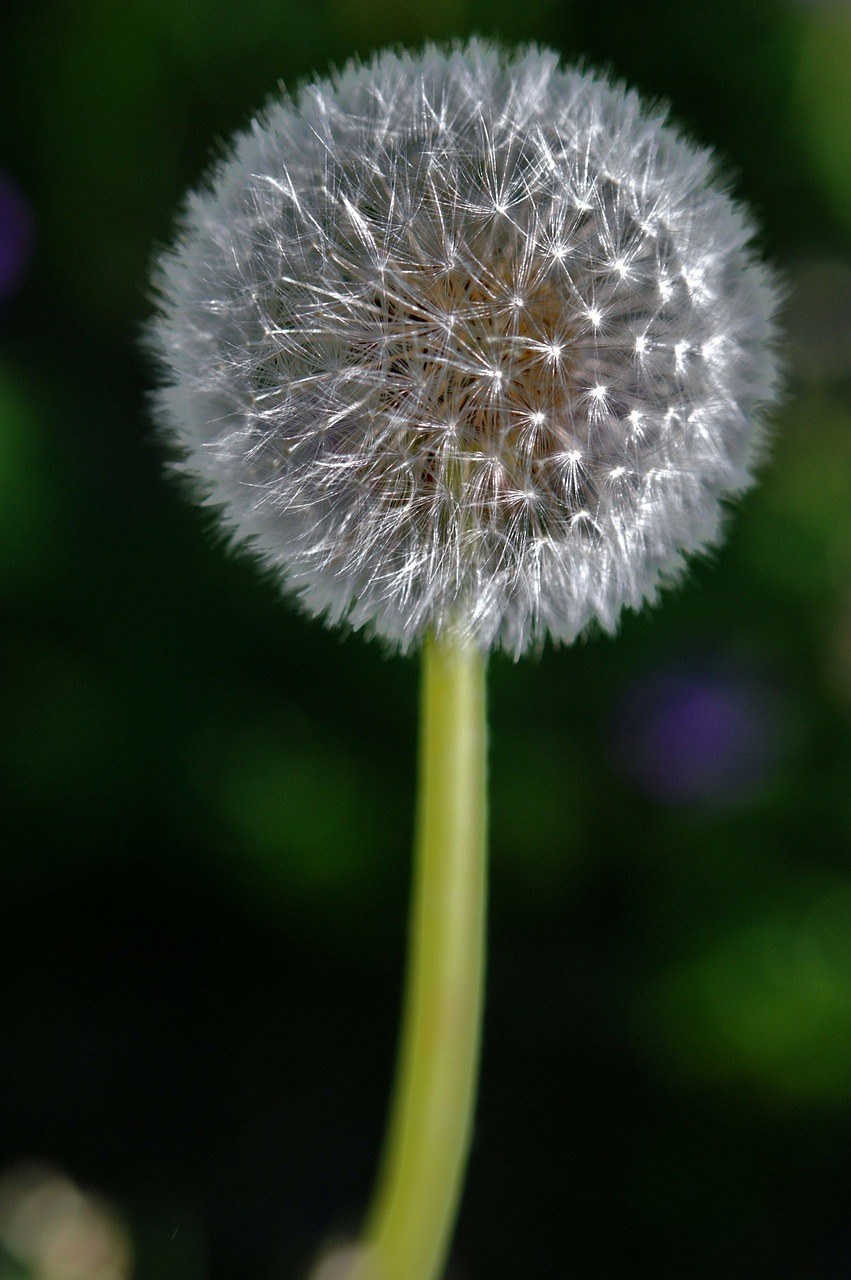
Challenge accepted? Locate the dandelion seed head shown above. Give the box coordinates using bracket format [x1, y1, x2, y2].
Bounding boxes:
[148, 40, 781, 656]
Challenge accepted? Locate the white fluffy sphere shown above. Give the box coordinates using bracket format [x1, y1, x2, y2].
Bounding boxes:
[149, 41, 781, 655]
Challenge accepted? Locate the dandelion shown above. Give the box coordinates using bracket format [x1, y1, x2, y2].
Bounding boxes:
[148, 40, 781, 1280]
[149, 41, 779, 657]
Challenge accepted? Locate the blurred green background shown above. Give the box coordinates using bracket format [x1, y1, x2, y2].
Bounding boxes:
[1, 0, 851, 1276]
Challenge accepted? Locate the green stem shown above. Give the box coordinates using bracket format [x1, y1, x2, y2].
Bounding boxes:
[355, 634, 488, 1280]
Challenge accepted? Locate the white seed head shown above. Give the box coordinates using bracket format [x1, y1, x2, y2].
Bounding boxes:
[148, 40, 781, 656]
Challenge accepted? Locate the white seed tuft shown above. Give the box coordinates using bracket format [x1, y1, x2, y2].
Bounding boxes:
[147, 40, 782, 656]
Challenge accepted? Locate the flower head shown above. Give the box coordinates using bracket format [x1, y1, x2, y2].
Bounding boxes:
[148, 41, 781, 655]
[610, 662, 783, 804]
[0, 173, 35, 302]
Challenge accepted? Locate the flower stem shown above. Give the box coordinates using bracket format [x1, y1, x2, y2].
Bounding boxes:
[356, 634, 488, 1280]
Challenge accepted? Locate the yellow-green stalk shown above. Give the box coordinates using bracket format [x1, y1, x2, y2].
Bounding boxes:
[355, 634, 488, 1280]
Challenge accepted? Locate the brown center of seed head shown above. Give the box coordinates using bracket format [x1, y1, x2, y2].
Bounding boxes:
[370, 243, 589, 524]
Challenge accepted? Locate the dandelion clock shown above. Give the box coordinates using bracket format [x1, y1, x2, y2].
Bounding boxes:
[147, 41, 781, 1280]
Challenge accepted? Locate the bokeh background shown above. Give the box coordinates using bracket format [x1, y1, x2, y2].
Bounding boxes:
[2, 0, 851, 1276]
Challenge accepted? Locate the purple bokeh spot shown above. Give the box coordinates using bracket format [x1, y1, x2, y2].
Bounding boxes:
[0, 172, 35, 301]
[611, 666, 779, 804]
